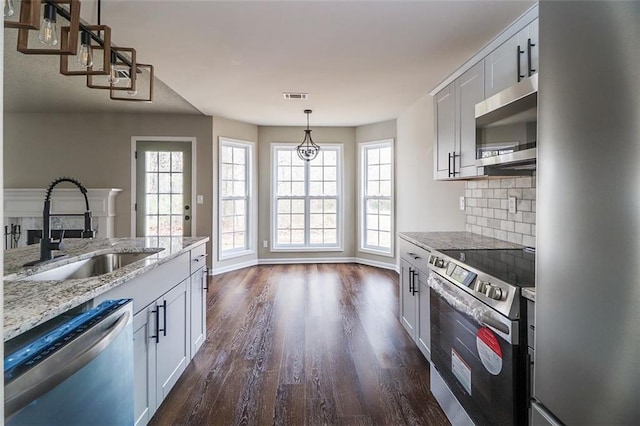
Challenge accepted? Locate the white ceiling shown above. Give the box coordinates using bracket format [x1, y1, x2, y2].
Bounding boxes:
[4, 0, 535, 126]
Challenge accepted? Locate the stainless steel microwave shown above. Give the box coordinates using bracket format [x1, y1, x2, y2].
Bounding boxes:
[475, 74, 537, 170]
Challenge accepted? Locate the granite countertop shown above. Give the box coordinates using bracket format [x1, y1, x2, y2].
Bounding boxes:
[522, 287, 536, 302]
[4, 236, 209, 341]
[398, 231, 525, 252]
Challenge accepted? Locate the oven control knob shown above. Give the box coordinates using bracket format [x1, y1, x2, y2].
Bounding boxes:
[485, 285, 504, 300]
[435, 258, 445, 268]
[474, 280, 489, 293]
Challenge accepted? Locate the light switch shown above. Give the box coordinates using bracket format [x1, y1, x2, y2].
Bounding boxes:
[508, 196, 517, 214]
[197, 195, 204, 204]
[459, 196, 465, 211]
[263, 240, 268, 248]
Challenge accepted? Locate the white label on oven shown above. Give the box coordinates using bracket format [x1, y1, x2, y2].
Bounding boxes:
[476, 327, 503, 375]
[451, 348, 472, 396]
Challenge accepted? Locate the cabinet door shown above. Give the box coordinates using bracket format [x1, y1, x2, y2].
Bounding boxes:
[417, 271, 431, 361]
[190, 267, 207, 358]
[399, 259, 417, 339]
[434, 84, 456, 180]
[156, 279, 190, 403]
[484, 35, 520, 98]
[456, 62, 485, 178]
[133, 306, 157, 426]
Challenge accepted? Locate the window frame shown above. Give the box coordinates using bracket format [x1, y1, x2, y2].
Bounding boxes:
[218, 137, 255, 261]
[270, 143, 344, 252]
[359, 139, 394, 257]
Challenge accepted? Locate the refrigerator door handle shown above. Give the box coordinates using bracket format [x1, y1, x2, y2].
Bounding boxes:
[4, 309, 131, 418]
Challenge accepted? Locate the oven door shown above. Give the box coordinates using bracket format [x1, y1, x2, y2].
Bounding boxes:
[429, 272, 526, 426]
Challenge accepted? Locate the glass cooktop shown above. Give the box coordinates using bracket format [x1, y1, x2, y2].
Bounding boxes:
[439, 249, 535, 288]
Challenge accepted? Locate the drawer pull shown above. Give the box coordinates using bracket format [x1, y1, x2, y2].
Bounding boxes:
[407, 252, 421, 260]
[193, 254, 207, 263]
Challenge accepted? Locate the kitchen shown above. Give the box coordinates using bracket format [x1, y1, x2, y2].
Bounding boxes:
[2, 1, 640, 425]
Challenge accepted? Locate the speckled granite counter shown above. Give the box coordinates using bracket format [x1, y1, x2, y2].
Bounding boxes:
[4, 236, 208, 341]
[522, 287, 536, 302]
[398, 231, 524, 252]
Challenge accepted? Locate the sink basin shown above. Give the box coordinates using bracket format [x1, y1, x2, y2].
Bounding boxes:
[21, 252, 157, 281]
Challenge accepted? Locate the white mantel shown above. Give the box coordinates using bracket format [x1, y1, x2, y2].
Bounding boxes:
[4, 188, 122, 247]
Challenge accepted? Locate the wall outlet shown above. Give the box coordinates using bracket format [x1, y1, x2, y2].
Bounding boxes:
[459, 196, 465, 211]
[508, 196, 517, 214]
[196, 195, 204, 204]
[263, 240, 268, 248]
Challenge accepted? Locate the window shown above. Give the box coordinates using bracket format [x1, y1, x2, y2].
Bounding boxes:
[219, 138, 253, 259]
[272, 144, 342, 250]
[360, 140, 393, 255]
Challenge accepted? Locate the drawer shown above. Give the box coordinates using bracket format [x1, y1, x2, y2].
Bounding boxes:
[190, 243, 207, 274]
[399, 238, 430, 273]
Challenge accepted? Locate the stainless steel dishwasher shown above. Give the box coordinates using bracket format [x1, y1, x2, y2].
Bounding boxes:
[4, 299, 134, 425]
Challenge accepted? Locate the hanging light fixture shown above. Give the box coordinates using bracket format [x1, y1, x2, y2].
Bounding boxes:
[297, 109, 320, 162]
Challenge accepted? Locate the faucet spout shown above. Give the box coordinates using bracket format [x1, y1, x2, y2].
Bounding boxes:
[25, 177, 95, 266]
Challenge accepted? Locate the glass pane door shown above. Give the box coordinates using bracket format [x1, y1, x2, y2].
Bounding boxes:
[136, 141, 192, 238]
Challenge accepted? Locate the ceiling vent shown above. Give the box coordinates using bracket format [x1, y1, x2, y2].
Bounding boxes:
[283, 92, 308, 100]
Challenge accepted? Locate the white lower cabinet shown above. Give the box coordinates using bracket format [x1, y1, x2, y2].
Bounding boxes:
[97, 243, 208, 426]
[189, 265, 207, 358]
[133, 306, 156, 426]
[155, 279, 190, 403]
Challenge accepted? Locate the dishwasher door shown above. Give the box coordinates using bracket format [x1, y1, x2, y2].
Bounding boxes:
[4, 299, 134, 425]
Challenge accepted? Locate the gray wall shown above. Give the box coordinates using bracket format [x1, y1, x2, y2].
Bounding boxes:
[4, 112, 214, 262]
[395, 92, 466, 239]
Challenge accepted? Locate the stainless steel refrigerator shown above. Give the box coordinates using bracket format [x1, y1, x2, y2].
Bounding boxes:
[534, 1, 640, 424]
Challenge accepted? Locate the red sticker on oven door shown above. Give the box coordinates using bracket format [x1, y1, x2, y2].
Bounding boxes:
[476, 327, 503, 375]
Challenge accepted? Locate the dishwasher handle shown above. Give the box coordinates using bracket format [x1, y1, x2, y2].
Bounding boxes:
[4, 307, 131, 418]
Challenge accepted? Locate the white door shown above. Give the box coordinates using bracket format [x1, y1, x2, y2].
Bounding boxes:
[135, 141, 192, 239]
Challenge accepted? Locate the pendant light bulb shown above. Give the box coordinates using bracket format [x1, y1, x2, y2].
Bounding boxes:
[38, 4, 58, 46]
[296, 109, 320, 162]
[77, 31, 93, 67]
[4, 0, 15, 17]
[108, 51, 120, 84]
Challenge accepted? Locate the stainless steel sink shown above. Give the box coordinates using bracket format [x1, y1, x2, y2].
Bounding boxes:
[21, 252, 157, 281]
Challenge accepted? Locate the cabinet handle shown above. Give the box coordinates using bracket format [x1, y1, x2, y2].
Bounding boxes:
[194, 254, 206, 263]
[407, 252, 421, 260]
[448, 152, 453, 177]
[151, 307, 160, 343]
[203, 268, 209, 292]
[527, 38, 536, 76]
[411, 270, 419, 295]
[409, 267, 415, 293]
[517, 44, 525, 82]
[448, 152, 459, 177]
[158, 300, 167, 337]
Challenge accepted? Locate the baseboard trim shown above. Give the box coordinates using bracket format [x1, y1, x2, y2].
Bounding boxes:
[211, 257, 398, 276]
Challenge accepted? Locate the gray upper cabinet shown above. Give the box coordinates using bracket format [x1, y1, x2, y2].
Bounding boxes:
[485, 18, 539, 98]
[433, 6, 538, 181]
[434, 62, 484, 180]
[457, 62, 485, 177]
[434, 84, 456, 180]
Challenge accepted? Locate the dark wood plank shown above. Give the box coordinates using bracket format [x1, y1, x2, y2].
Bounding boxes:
[150, 263, 450, 426]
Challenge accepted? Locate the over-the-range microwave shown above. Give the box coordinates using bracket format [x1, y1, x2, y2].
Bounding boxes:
[475, 74, 537, 171]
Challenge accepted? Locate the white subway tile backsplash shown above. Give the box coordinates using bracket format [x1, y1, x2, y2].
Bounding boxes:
[489, 179, 502, 189]
[465, 175, 536, 247]
[523, 235, 536, 247]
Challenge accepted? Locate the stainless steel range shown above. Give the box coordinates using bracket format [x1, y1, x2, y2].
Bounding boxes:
[427, 248, 535, 426]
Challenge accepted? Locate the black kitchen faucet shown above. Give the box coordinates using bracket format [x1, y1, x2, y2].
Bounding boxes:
[24, 177, 95, 266]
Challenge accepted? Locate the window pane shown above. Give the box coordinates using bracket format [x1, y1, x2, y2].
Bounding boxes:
[379, 231, 391, 249]
[233, 165, 245, 180]
[221, 217, 233, 233]
[379, 215, 391, 232]
[277, 182, 291, 196]
[291, 166, 305, 181]
[367, 230, 379, 246]
[234, 181, 245, 197]
[145, 216, 158, 236]
[158, 195, 171, 214]
[310, 166, 323, 181]
[234, 147, 246, 165]
[146, 152, 158, 172]
[361, 142, 392, 253]
[367, 181, 379, 197]
[221, 146, 233, 163]
[222, 200, 234, 216]
[291, 230, 304, 244]
[324, 150, 337, 166]
[159, 174, 171, 193]
[291, 182, 305, 196]
[309, 182, 322, 196]
[278, 150, 291, 166]
[171, 152, 184, 172]
[278, 199, 291, 214]
[368, 165, 380, 180]
[324, 181, 337, 196]
[235, 199, 246, 215]
[368, 148, 380, 165]
[146, 173, 158, 193]
[380, 181, 392, 197]
[367, 214, 379, 231]
[324, 229, 337, 244]
[277, 214, 291, 228]
[277, 230, 290, 244]
[291, 214, 305, 229]
[221, 233, 234, 250]
[325, 166, 336, 181]
[379, 147, 391, 164]
[310, 199, 323, 213]
[158, 152, 171, 172]
[171, 194, 183, 215]
[380, 164, 391, 180]
[171, 173, 183, 194]
[234, 215, 246, 232]
[310, 214, 323, 228]
[310, 229, 323, 244]
[291, 200, 305, 214]
[367, 199, 379, 214]
[379, 200, 391, 215]
[146, 195, 157, 215]
[222, 164, 233, 179]
[234, 232, 246, 248]
[324, 199, 337, 213]
[171, 215, 183, 236]
[158, 216, 171, 236]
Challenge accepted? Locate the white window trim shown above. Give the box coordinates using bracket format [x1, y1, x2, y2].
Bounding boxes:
[270, 143, 344, 252]
[358, 139, 394, 258]
[218, 137, 256, 261]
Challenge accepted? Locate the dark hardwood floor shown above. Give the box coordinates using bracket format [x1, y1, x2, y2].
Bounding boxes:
[150, 263, 449, 426]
